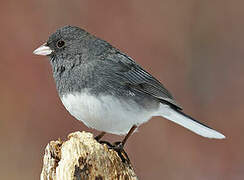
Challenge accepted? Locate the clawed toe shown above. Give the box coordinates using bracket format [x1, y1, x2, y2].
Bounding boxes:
[112, 141, 124, 151]
[95, 125, 137, 163]
[98, 140, 130, 163]
[98, 141, 123, 150]
[109, 141, 130, 163]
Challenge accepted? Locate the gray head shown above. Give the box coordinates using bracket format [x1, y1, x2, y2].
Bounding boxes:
[33, 26, 92, 66]
[34, 25, 112, 67]
[33, 25, 114, 95]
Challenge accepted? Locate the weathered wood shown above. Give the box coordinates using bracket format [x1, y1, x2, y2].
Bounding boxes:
[40, 131, 138, 180]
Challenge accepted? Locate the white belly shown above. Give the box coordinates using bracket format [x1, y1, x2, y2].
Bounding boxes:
[61, 91, 156, 135]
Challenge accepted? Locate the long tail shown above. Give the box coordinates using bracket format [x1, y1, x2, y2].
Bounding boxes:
[156, 105, 225, 139]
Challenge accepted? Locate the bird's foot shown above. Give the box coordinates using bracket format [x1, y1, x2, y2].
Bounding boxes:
[99, 141, 130, 163]
[110, 141, 131, 164]
[111, 141, 124, 151]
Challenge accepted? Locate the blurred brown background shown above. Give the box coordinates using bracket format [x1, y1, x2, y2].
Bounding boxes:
[0, 0, 243, 179]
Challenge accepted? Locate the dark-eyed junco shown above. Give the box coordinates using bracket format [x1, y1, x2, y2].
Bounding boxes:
[33, 25, 225, 148]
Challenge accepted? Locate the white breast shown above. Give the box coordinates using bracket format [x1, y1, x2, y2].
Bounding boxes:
[61, 91, 156, 135]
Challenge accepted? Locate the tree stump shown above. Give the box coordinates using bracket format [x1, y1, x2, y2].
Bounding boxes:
[40, 131, 138, 180]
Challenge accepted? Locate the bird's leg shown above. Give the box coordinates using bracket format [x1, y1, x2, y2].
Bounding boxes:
[120, 125, 137, 147]
[95, 131, 106, 141]
[96, 126, 137, 163]
[95, 132, 116, 149]
[110, 125, 137, 163]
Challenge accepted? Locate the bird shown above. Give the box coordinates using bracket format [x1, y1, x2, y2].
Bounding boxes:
[33, 25, 225, 149]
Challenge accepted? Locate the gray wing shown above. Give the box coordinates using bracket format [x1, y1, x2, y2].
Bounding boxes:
[106, 52, 182, 110]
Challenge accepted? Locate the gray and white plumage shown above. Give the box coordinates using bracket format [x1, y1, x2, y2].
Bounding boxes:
[34, 25, 225, 139]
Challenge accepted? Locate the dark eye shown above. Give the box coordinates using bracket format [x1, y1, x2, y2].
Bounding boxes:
[56, 40, 65, 48]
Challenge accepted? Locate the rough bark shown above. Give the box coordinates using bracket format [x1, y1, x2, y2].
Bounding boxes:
[40, 131, 138, 180]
